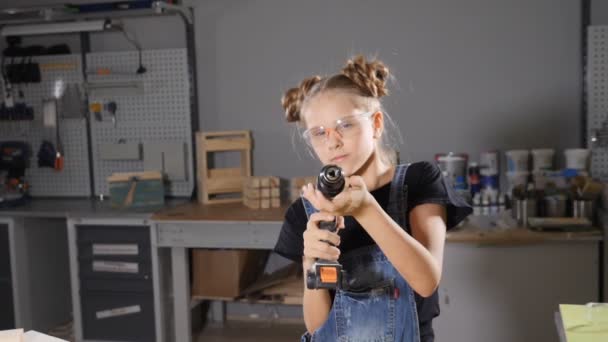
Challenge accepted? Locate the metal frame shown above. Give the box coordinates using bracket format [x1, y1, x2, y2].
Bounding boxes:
[0, 217, 19, 329]
[582, 0, 591, 148]
[0, 54, 91, 197]
[0, 1, 192, 27]
[0, 216, 72, 333]
[86, 48, 194, 197]
[0, 1, 198, 200]
[67, 217, 164, 342]
[156, 220, 282, 342]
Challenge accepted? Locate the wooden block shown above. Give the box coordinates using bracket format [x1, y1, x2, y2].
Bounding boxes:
[243, 197, 260, 209]
[261, 188, 270, 198]
[271, 188, 280, 197]
[197, 130, 252, 204]
[249, 177, 261, 188]
[271, 198, 281, 208]
[261, 199, 270, 209]
[244, 187, 261, 199]
[260, 177, 270, 187]
[269, 176, 281, 188]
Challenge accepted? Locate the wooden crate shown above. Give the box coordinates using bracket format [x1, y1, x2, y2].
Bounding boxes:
[243, 176, 283, 209]
[196, 130, 252, 204]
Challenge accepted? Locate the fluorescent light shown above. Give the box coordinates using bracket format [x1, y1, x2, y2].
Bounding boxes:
[1, 19, 111, 36]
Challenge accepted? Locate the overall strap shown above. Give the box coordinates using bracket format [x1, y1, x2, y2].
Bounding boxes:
[387, 163, 411, 229]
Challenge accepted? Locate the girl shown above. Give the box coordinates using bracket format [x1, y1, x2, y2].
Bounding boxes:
[274, 55, 472, 342]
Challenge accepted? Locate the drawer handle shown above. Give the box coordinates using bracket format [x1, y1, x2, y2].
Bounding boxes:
[92, 261, 139, 274]
[96, 305, 142, 320]
[92, 243, 139, 256]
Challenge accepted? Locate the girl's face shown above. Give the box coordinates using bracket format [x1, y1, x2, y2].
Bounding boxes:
[301, 90, 381, 176]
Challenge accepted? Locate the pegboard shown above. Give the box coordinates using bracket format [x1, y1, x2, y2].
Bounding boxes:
[87, 49, 194, 196]
[0, 54, 91, 197]
[588, 26, 608, 181]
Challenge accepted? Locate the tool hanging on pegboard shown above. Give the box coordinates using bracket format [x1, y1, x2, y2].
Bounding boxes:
[89, 100, 119, 127]
[0, 141, 31, 208]
[40, 99, 64, 171]
[0, 37, 36, 121]
[590, 118, 608, 148]
[106, 101, 118, 127]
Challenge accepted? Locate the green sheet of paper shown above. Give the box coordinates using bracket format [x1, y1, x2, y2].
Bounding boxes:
[560, 304, 608, 342]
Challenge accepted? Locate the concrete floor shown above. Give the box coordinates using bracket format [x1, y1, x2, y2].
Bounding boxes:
[196, 320, 306, 342]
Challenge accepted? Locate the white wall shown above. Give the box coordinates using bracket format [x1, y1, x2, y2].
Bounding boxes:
[0, 0, 583, 182]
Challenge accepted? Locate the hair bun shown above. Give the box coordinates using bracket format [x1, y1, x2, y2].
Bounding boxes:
[281, 75, 321, 122]
[341, 55, 389, 98]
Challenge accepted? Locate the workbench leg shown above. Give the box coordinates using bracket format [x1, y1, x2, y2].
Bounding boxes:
[67, 222, 84, 342]
[210, 301, 226, 324]
[172, 247, 192, 342]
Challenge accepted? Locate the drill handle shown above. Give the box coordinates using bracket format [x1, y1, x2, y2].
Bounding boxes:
[318, 218, 338, 232]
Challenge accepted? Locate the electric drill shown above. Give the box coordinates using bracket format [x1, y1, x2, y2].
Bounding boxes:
[305, 164, 347, 290]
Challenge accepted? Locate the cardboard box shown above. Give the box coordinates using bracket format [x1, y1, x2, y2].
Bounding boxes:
[191, 249, 269, 299]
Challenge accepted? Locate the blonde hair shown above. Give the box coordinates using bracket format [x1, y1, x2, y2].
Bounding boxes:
[281, 55, 399, 165]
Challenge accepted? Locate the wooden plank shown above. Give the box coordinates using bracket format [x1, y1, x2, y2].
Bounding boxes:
[202, 130, 250, 138]
[107, 170, 162, 182]
[208, 168, 242, 178]
[205, 197, 243, 205]
[203, 138, 251, 152]
[206, 178, 243, 193]
[242, 148, 252, 183]
[197, 132, 210, 204]
[283, 296, 303, 305]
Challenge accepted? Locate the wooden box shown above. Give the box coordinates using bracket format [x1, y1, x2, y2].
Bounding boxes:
[196, 131, 252, 204]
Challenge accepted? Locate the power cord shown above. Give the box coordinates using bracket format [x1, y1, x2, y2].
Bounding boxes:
[119, 24, 146, 74]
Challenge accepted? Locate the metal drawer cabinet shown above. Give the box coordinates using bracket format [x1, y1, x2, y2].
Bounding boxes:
[81, 290, 156, 342]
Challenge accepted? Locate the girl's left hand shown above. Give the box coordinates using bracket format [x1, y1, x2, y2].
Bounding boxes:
[302, 175, 372, 217]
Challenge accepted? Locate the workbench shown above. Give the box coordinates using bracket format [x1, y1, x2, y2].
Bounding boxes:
[153, 201, 606, 342]
[0, 199, 605, 342]
[0, 198, 186, 342]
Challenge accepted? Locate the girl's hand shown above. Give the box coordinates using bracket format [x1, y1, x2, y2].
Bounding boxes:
[302, 175, 372, 217]
[302, 212, 345, 270]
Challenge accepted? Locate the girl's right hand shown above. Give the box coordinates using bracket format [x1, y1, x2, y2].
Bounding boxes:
[302, 212, 345, 269]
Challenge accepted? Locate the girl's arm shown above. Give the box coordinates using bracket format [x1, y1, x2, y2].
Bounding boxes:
[354, 197, 447, 297]
[302, 257, 333, 333]
[298, 213, 343, 333]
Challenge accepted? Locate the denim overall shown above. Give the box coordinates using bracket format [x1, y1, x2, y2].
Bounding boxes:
[301, 163, 420, 342]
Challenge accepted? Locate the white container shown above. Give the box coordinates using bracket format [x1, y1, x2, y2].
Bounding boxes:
[480, 151, 499, 175]
[564, 148, 590, 170]
[506, 171, 529, 193]
[505, 150, 530, 172]
[531, 148, 554, 171]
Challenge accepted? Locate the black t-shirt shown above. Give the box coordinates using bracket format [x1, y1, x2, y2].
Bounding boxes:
[273, 161, 473, 341]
